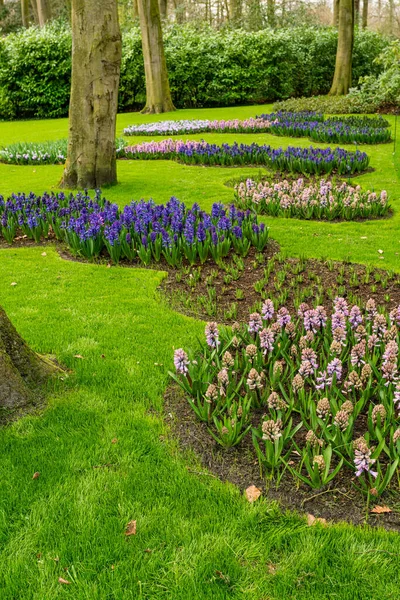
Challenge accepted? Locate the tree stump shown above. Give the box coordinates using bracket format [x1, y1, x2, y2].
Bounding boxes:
[0, 307, 60, 409]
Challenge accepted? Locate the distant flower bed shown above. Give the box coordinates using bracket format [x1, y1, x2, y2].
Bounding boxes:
[0, 191, 269, 266]
[234, 178, 390, 221]
[258, 111, 391, 144]
[123, 118, 272, 136]
[123, 140, 369, 176]
[0, 138, 127, 166]
[171, 299, 400, 496]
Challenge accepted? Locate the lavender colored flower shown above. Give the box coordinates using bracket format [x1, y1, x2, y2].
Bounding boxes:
[349, 305, 363, 329]
[248, 312, 263, 334]
[205, 322, 220, 349]
[261, 299, 274, 320]
[353, 437, 377, 478]
[174, 348, 189, 374]
[277, 307, 291, 327]
[327, 358, 343, 382]
[259, 327, 275, 354]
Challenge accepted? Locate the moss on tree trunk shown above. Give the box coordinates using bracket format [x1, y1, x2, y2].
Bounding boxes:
[329, 0, 354, 96]
[138, 0, 175, 114]
[62, 0, 122, 189]
[0, 307, 60, 410]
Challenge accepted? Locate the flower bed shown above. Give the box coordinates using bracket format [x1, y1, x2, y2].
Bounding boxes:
[258, 111, 391, 144]
[171, 299, 400, 498]
[123, 140, 369, 176]
[0, 191, 269, 266]
[123, 118, 272, 136]
[234, 178, 390, 221]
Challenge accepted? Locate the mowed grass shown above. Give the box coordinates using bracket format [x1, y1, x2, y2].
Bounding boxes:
[0, 106, 399, 599]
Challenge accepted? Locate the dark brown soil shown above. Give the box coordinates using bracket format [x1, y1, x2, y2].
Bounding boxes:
[164, 385, 400, 530]
[160, 242, 400, 325]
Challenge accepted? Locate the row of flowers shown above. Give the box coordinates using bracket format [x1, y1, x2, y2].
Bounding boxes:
[123, 118, 272, 136]
[234, 178, 390, 221]
[172, 299, 400, 495]
[0, 191, 269, 266]
[122, 140, 369, 176]
[258, 112, 391, 144]
[122, 112, 391, 144]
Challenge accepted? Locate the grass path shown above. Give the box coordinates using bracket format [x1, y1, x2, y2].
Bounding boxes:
[0, 106, 399, 598]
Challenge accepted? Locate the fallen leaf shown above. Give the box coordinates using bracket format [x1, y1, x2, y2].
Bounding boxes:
[144, 548, 153, 553]
[41, 252, 47, 256]
[111, 438, 118, 444]
[377, 249, 384, 254]
[10, 282, 17, 286]
[245, 485, 261, 503]
[360, 236, 367, 239]
[307, 513, 328, 527]
[101, 354, 106, 359]
[267, 562, 277, 575]
[36, 553, 42, 559]
[58, 577, 71, 585]
[73, 354, 84, 359]
[125, 520, 137, 536]
[32, 472, 40, 480]
[371, 505, 392, 514]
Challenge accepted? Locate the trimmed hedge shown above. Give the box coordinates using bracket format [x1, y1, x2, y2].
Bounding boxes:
[0, 22, 389, 120]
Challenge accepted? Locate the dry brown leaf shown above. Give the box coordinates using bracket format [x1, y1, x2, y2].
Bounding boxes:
[111, 438, 118, 444]
[245, 485, 261, 503]
[307, 513, 328, 527]
[125, 520, 137, 536]
[58, 577, 71, 585]
[32, 472, 40, 480]
[371, 505, 392, 514]
[267, 562, 277, 575]
[73, 354, 84, 359]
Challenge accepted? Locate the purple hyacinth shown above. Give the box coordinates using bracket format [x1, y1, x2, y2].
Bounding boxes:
[349, 305, 363, 329]
[332, 311, 346, 331]
[259, 327, 274, 354]
[353, 438, 377, 478]
[174, 348, 189, 375]
[205, 322, 220, 349]
[248, 312, 263, 334]
[327, 358, 343, 382]
[277, 307, 291, 327]
[334, 296, 349, 316]
[261, 299, 275, 321]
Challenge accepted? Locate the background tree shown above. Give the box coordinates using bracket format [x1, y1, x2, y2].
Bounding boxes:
[330, 0, 354, 95]
[137, 0, 175, 113]
[36, 0, 51, 26]
[0, 307, 60, 410]
[62, 0, 122, 189]
[362, 0, 368, 27]
[21, 0, 30, 26]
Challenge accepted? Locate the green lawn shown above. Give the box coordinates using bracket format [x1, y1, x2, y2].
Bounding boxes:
[0, 106, 399, 599]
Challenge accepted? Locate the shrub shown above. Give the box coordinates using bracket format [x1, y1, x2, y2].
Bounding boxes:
[123, 139, 370, 176]
[272, 95, 381, 115]
[171, 300, 400, 494]
[0, 23, 390, 120]
[234, 178, 390, 221]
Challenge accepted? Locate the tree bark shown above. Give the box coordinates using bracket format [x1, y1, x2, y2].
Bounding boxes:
[229, 0, 241, 21]
[354, 0, 360, 25]
[30, 0, 39, 24]
[362, 0, 368, 28]
[0, 307, 60, 409]
[36, 0, 52, 26]
[159, 0, 167, 19]
[62, 0, 122, 189]
[21, 0, 30, 27]
[330, 0, 354, 96]
[333, 0, 340, 25]
[138, 0, 175, 114]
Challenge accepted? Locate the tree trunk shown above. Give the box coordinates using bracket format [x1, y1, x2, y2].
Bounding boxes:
[354, 0, 360, 25]
[36, 0, 52, 26]
[362, 0, 368, 28]
[62, 0, 122, 189]
[30, 0, 39, 24]
[333, 0, 340, 25]
[138, 0, 175, 114]
[21, 0, 30, 27]
[329, 0, 354, 96]
[389, 0, 394, 34]
[0, 307, 60, 410]
[229, 0, 241, 21]
[267, 0, 275, 26]
[159, 0, 167, 19]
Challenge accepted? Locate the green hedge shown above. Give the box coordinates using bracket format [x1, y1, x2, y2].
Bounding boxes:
[0, 22, 389, 120]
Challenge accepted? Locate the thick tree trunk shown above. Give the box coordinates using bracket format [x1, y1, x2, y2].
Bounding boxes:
[138, 0, 175, 114]
[36, 0, 51, 26]
[30, 0, 39, 24]
[330, 0, 354, 96]
[159, 0, 167, 19]
[333, 0, 340, 25]
[0, 307, 60, 409]
[362, 0, 368, 28]
[21, 0, 30, 27]
[62, 0, 122, 189]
